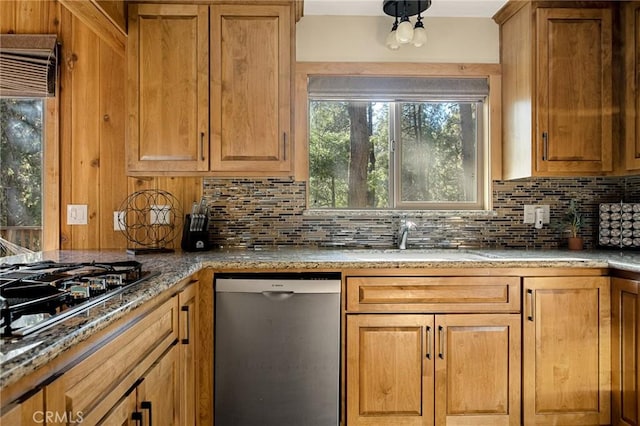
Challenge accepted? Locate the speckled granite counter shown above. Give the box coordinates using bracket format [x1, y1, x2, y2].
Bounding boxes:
[1, 248, 639, 393]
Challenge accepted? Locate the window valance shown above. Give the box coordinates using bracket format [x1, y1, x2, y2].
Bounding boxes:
[0, 34, 59, 98]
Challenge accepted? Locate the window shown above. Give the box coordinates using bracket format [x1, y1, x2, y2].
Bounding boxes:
[307, 75, 489, 210]
[0, 98, 44, 255]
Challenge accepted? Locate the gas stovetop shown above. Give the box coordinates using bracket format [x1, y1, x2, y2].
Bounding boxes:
[0, 260, 158, 338]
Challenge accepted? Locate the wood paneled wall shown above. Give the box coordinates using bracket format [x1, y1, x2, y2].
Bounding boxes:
[1, 0, 202, 250]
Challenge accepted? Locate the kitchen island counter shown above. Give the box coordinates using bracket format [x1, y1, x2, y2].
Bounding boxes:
[0, 248, 638, 395]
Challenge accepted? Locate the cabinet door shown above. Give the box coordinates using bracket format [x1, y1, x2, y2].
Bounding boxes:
[178, 281, 198, 425]
[98, 391, 136, 426]
[612, 277, 639, 426]
[127, 4, 209, 172]
[434, 314, 521, 426]
[624, 2, 640, 171]
[0, 389, 43, 426]
[210, 4, 292, 174]
[536, 8, 613, 174]
[523, 276, 610, 425]
[138, 344, 180, 426]
[346, 314, 434, 426]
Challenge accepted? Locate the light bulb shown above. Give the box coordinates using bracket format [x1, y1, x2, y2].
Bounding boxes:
[386, 29, 400, 50]
[412, 21, 427, 47]
[396, 18, 414, 44]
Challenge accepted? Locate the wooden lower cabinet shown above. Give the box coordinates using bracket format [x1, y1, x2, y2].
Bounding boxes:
[523, 276, 611, 425]
[346, 313, 521, 425]
[178, 280, 198, 425]
[98, 344, 179, 426]
[44, 278, 200, 426]
[0, 389, 43, 425]
[612, 277, 640, 426]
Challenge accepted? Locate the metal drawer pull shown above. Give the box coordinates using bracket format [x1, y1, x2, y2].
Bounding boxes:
[181, 305, 190, 344]
[141, 401, 152, 426]
[438, 326, 444, 359]
[527, 289, 534, 321]
[283, 132, 287, 161]
[200, 132, 205, 161]
[542, 132, 548, 161]
[131, 412, 142, 425]
[425, 326, 432, 360]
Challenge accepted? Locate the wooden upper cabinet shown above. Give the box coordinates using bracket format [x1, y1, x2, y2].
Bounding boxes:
[623, 2, 640, 171]
[127, 4, 209, 173]
[210, 4, 292, 174]
[495, 3, 613, 178]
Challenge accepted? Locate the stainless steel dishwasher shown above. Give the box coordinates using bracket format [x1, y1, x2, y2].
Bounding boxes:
[214, 272, 341, 426]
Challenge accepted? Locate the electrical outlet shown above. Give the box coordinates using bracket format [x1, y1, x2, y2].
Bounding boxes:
[150, 205, 170, 225]
[523, 205, 550, 224]
[67, 204, 88, 225]
[114, 211, 126, 231]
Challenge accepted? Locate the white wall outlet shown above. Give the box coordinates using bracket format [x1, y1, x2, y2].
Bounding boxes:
[150, 204, 170, 225]
[523, 205, 550, 224]
[67, 204, 88, 225]
[114, 211, 126, 231]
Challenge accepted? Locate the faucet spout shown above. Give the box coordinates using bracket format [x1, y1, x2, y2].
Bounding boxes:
[397, 219, 417, 250]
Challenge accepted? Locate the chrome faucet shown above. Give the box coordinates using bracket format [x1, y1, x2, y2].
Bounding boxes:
[397, 218, 417, 250]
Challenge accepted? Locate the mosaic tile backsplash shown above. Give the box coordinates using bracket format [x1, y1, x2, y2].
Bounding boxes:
[203, 177, 639, 250]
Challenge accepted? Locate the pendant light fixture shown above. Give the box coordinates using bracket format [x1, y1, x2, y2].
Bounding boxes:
[382, 0, 431, 49]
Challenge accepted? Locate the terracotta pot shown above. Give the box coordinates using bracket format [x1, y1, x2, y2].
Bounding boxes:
[567, 237, 584, 251]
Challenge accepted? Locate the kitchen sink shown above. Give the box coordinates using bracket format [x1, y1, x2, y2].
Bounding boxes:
[343, 249, 490, 262]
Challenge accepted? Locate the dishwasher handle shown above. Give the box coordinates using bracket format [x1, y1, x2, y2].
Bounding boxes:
[261, 291, 295, 301]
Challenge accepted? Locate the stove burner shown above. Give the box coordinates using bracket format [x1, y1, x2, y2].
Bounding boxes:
[0, 260, 157, 338]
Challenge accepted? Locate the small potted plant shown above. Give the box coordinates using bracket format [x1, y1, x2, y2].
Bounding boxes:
[558, 200, 584, 250]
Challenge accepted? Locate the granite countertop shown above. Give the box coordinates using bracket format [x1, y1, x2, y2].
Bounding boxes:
[1, 248, 639, 393]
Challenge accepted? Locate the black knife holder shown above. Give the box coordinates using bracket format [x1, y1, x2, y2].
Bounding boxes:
[181, 214, 210, 251]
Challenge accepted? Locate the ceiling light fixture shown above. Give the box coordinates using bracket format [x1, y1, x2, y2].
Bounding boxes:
[383, 0, 431, 49]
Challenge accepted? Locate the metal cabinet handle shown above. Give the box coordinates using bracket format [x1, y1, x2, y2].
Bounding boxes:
[181, 305, 190, 344]
[131, 411, 142, 425]
[141, 401, 152, 426]
[438, 326, 445, 359]
[283, 132, 287, 161]
[425, 326, 432, 360]
[542, 132, 548, 161]
[200, 132, 205, 161]
[527, 289, 534, 321]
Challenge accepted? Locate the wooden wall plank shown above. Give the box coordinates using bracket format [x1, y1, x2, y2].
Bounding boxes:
[0, 1, 17, 33]
[99, 39, 127, 249]
[66, 16, 101, 249]
[58, 5, 74, 249]
[59, 0, 126, 55]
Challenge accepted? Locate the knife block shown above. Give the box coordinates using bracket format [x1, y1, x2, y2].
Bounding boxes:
[181, 214, 210, 251]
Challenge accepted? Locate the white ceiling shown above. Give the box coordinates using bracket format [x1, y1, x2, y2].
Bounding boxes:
[304, 0, 508, 18]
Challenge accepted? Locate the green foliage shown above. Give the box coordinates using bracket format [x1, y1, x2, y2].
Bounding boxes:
[308, 99, 477, 209]
[0, 99, 43, 227]
[556, 200, 584, 238]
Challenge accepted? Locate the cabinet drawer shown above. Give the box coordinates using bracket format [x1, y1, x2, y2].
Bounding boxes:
[46, 296, 179, 425]
[347, 276, 521, 313]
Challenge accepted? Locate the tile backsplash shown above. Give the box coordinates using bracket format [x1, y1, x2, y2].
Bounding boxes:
[203, 176, 638, 250]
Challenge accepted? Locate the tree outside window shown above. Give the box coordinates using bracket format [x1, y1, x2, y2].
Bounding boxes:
[309, 99, 482, 210]
[0, 98, 43, 255]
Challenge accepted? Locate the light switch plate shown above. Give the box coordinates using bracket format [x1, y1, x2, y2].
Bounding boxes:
[67, 204, 88, 225]
[114, 211, 126, 231]
[523, 205, 550, 224]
